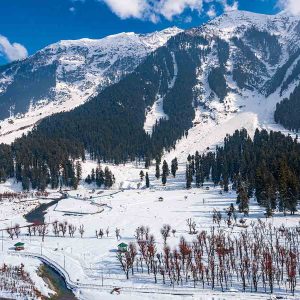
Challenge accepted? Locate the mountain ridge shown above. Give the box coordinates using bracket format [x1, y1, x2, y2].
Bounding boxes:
[1, 10, 300, 153]
[0, 26, 182, 142]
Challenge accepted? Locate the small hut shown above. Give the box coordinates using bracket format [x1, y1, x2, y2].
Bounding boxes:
[14, 242, 25, 251]
[158, 197, 164, 202]
[118, 242, 128, 252]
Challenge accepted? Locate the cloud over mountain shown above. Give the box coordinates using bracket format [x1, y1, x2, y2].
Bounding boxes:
[0, 35, 28, 62]
[100, 0, 239, 22]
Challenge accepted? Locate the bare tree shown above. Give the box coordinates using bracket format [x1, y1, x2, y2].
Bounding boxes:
[59, 221, 67, 237]
[13, 224, 21, 238]
[99, 229, 104, 239]
[186, 218, 197, 234]
[68, 224, 76, 238]
[160, 224, 171, 244]
[79, 224, 85, 238]
[52, 220, 59, 237]
[6, 227, 14, 240]
[115, 228, 121, 240]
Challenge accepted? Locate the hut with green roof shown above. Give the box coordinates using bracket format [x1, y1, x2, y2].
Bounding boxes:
[14, 242, 25, 251]
[118, 242, 128, 252]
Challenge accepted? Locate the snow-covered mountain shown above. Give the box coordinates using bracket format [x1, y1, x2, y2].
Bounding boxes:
[0, 27, 182, 142]
[2, 10, 300, 152]
[27, 10, 300, 162]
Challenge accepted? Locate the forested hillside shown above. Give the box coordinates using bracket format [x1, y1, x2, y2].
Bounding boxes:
[29, 33, 207, 163]
[275, 83, 300, 132]
[186, 129, 300, 215]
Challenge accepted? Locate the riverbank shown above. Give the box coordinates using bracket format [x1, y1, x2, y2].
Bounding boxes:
[39, 263, 77, 300]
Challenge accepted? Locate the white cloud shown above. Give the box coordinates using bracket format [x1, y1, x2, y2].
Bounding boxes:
[207, 5, 217, 18]
[101, 0, 204, 21]
[101, 0, 149, 19]
[69, 6, 76, 12]
[158, 0, 203, 21]
[99, 0, 243, 23]
[278, 0, 300, 15]
[218, 0, 238, 12]
[0, 35, 28, 62]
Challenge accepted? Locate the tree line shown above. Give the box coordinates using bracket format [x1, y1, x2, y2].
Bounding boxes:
[275, 82, 300, 132]
[184, 129, 300, 215]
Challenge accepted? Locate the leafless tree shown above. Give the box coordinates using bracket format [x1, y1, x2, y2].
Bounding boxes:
[99, 229, 104, 239]
[52, 220, 59, 237]
[13, 224, 21, 238]
[116, 228, 121, 240]
[6, 227, 14, 240]
[68, 224, 76, 238]
[160, 224, 171, 244]
[79, 224, 85, 238]
[59, 221, 67, 237]
[186, 218, 197, 234]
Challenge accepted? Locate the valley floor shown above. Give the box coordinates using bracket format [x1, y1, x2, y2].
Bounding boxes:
[0, 162, 299, 299]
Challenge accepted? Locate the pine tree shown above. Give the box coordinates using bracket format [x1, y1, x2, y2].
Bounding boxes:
[75, 161, 82, 181]
[161, 160, 169, 186]
[139, 170, 145, 181]
[145, 156, 151, 169]
[237, 183, 249, 216]
[96, 167, 104, 187]
[91, 168, 96, 182]
[85, 174, 92, 184]
[104, 167, 113, 188]
[195, 151, 204, 188]
[155, 158, 160, 179]
[171, 157, 178, 177]
[145, 172, 150, 188]
[186, 163, 193, 189]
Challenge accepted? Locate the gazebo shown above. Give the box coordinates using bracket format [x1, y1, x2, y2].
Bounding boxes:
[14, 242, 25, 251]
[118, 242, 128, 252]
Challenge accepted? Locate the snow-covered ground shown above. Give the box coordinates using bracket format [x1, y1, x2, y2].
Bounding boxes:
[0, 158, 299, 299]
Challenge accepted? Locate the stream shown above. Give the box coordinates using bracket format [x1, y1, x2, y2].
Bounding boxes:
[24, 193, 67, 224]
[40, 263, 78, 300]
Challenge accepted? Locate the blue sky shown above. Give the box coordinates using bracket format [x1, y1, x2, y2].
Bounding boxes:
[0, 0, 286, 65]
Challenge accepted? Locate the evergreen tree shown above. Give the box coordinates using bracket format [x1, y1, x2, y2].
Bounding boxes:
[104, 167, 113, 188]
[171, 157, 178, 177]
[85, 175, 92, 184]
[237, 182, 249, 215]
[186, 163, 193, 189]
[76, 161, 82, 181]
[145, 157, 151, 169]
[145, 172, 150, 188]
[195, 151, 204, 187]
[155, 158, 160, 179]
[140, 170, 145, 181]
[161, 160, 169, 186]
[91, 168, 96, 182]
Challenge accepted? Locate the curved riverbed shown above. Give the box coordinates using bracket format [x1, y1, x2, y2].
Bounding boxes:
[40, 263, 77, 300]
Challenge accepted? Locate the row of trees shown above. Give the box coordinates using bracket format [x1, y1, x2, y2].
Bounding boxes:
[85, 165, 115, 188]
[0, 134, 84, 191]
[6, 221, 85, 242]
[184, 129, 300, 215]
[118, 221, 300, 295]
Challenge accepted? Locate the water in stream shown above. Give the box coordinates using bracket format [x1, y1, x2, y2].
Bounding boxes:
[40, 263, 78, 300]
[24, 199, 59, 224]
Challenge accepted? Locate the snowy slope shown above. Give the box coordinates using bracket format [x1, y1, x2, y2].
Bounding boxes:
[0, 27, 182, 143]
[160, 11, 300, 162]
